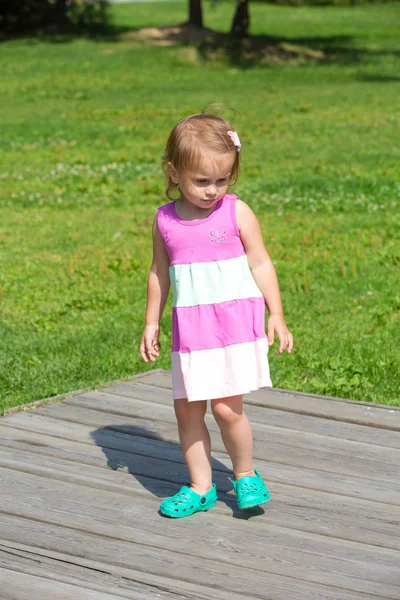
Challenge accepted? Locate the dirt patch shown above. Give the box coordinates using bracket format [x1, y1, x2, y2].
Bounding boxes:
[120, 24, 216, 47]
[120, 24, 326, 65]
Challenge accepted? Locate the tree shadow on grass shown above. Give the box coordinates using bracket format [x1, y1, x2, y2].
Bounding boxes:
[119, 24, 400, 71]
[90, 424, 265, 520]
[196, 31, 400, 70]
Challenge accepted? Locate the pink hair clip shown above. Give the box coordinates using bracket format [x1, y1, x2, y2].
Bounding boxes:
[227, 130, 241, 152]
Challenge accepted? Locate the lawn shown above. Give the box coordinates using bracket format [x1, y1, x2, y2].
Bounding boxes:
[0, 1, 399, 412]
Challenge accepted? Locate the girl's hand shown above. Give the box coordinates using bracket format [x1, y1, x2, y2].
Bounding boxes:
[267, 314, 294, 355]
[140, 324, 161, 363]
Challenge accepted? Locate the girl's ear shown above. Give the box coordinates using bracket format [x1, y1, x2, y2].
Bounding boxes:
[167, 162, 179, 184]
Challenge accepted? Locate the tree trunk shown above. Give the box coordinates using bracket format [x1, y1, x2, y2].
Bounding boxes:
[231, 0, 250, 38]
[188, 0, 203, 28]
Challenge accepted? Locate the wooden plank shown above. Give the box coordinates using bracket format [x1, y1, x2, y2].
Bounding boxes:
[1, 426, 399, 550]
[131, 370, 172, 390]
[2, 412, 400, 505]
[0, 567, 138, 600]
[101, 382, 174, 406]
[0, 417, 185, 464]
[0, 446, 178, 497]
[131, 369, 170, 382]
[64, 391, 400, 469]
[0, 540, 244, 600]
[0, 513, 396, 600]
[128, 372, 400, 430]
[248, 388, 400, 431]
[0, 546, 178, 600]
[243, 401, 400, 449]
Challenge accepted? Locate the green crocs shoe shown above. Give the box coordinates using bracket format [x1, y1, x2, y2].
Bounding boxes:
[160, 484, 218, 518]
[232, 468, 270, 510]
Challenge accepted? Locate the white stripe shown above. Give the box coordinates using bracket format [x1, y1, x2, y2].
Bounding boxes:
[170, 255, 263, 308]
[172, 338, 272, 401]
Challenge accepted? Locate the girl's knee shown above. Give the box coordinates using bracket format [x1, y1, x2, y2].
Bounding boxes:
[174, 398, 207, 426]
[212, 397, 243, 426]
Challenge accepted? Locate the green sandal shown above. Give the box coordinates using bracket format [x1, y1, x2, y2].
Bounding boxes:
[160, 484, 218, 518]
[232, 468, 270, 510]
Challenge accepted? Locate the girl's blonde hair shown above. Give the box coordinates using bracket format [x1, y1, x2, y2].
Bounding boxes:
[162, 112, 240, 200]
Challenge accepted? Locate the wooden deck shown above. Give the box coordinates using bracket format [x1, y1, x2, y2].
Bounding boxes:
[0, 369, 399, 599]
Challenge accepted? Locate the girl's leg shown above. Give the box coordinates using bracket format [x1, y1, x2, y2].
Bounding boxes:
[174, 398, 212, 495]
[211, 395, 255, 480]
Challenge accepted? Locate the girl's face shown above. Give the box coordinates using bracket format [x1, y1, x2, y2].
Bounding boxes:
[169, 152, 235, 211]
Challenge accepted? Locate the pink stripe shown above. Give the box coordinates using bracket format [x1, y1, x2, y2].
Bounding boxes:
[158, 195, 246, 266]
[172, 297, 266, 353]
[169, 238, 245, 266]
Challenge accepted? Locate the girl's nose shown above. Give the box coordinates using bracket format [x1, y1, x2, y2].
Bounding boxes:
[205, 185, 217, 197]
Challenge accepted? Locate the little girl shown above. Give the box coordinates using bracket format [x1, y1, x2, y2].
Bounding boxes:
[140, 112, 293, 518]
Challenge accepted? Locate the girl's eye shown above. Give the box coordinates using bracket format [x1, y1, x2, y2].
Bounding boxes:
[218, 178, 227, 183]
[195, 179, 207, 184]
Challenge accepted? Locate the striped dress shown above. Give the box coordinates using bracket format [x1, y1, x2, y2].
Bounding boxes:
[157, 193, 272, 402]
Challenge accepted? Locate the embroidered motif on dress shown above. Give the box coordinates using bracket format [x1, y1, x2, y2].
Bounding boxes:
[209, 229, 227, 244]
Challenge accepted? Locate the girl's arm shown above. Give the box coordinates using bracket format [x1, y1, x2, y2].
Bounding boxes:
[140, 216, 170, 362]
[236, 200, 293, 355]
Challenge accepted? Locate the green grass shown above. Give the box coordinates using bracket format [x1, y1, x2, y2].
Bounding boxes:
[1, 1, 399, 412]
